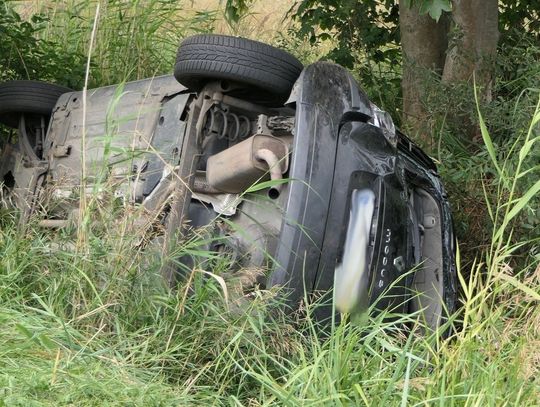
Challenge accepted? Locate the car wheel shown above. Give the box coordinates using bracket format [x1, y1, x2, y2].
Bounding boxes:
[174, 34, 303, 106]
[0, 80, 72, 129]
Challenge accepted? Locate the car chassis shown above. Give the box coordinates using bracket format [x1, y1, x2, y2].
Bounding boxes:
[0, 35, 457, 328]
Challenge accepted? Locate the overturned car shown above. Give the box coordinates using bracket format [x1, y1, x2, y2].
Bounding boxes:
[0, 35, 457, 328]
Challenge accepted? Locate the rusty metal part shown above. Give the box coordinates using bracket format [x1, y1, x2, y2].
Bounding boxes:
[265, 115, 295, 137]
[221, 94, 276, 116]
[192, 171, 221, 194]
[201, 106, 251, 142]
[206, 134, 289, 194]
[160, 93, 201, 285]
[18, 116, 39, 164]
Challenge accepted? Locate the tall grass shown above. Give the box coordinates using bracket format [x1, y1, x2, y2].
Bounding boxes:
[1, 94, 539, 405]
[1, 1, 540, 405]
[21, 0, 217, 87]
[20, 0, 302, 88]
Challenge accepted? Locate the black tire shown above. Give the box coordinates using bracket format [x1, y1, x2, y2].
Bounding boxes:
[0, 80, 72, 128]
[174, 34, 303, 106]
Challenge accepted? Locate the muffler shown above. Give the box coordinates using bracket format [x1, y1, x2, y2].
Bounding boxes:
[206, 134, 289, 196]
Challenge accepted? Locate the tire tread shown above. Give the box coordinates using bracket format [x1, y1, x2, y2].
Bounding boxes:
[174, 34, 303, 104]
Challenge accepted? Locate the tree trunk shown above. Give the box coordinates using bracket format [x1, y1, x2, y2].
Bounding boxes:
[442, 0, 499, 89]
[399, 0, 449, 147]
[441, 0, 499, 142]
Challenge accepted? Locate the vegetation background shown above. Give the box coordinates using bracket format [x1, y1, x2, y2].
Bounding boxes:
[0, 0, 539, 405]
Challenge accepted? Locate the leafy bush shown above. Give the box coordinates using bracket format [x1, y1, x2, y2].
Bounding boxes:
[374, 34, 537, 267]
[0, 0, 86, 88]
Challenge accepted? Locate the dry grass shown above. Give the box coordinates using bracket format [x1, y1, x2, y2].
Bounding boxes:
[17, 0, 294, 40]
[191, 0, 294, 39]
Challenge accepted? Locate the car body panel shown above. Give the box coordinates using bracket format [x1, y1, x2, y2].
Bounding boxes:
[269, 62, 373, 297]
[43, 76, 188, 213]
[1, 60, 457, 324]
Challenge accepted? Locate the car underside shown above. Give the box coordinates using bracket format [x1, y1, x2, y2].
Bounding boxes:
[0, 34, 457, 329]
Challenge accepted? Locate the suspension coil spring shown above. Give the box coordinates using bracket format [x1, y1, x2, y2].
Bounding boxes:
[202, 106, 251, 142]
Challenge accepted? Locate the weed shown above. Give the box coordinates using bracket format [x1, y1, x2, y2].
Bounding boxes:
[0, 1, 539, 405]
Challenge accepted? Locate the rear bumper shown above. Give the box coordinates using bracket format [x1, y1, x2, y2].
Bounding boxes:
[269, 62, 457, 317]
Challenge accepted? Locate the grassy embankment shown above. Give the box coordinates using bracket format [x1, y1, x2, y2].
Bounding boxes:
[1, 1, 539, 405]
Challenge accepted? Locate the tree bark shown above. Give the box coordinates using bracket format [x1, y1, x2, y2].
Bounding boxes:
[440, 0, 499, 141]
[399, 0, 449, 146]
[442, 0, 499, 89]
